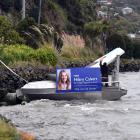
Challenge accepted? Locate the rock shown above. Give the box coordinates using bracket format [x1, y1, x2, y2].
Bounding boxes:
[0, 88, 7, 99]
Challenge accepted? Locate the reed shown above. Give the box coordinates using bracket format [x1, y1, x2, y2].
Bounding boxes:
[62, 33, 85, 49]
[61, 33, 97, 60]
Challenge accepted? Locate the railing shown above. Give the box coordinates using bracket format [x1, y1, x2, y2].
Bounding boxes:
[101, 76, 120, 87]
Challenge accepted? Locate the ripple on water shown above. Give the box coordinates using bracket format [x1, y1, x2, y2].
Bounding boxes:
[0, 72, 140, 139]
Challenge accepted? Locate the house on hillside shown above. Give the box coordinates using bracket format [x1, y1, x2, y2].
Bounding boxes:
[128, 34, 136, 39]
[97, 0, 112, 5]
[122, 7, 133, 15]
[97, 10, 108, 18]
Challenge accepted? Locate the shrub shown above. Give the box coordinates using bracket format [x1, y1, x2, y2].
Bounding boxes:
[133, 41, 140, 59]
[0, 16, 24, 44]
[0, 119, 19, 140]
[0, 44, 34, 64]
[0, 44, 57, 66]
[16, 17, 37, 33]
[35, 47, 57, 66]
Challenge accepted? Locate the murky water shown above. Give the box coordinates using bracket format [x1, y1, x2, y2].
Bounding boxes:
[0, 72, 140, 140]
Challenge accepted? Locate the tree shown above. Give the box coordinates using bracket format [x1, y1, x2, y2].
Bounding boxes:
[106, 33, 126, 51]
[84, 20, 110, 51]
[106, 33, 134, 58]
[132, 41, 140, 59]
[0, 16, 23, 44]
[84, 21, 102, 48]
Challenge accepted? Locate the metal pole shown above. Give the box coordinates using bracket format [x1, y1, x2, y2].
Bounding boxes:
[38, 0, 42, 25]
[22, 0, 26, 20]
[112, 55, 120, 86]
[116, 55, 120, 81]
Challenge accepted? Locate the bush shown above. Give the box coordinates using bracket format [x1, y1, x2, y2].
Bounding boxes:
[0, 44, 34, 64]
[133, 41, 140, 59]
[35, 47, 57, 66]
[16, 17, 37, 33]
[61, 45, 97, 61]
[0, 16, 24, 44]
[0, 44, 57, 66]
[0, 119, 19, 140]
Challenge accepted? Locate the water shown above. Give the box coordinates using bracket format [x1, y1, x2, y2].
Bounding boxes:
[0, 72, 140, 140]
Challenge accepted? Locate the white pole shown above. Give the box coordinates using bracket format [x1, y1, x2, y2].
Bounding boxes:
[22, 0, 25, 20]
[112, 55, 120, 87]
[116, 55, 120, 81]
[38, 0, 42, 25]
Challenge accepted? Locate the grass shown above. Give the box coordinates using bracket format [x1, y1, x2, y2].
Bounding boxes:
[0, 119, 19, 140]
[0, 33, 103, 68]
[0, 44, 57, 66]
[57, 33, 103, 67]
[61, 33, 85, 49]
[61, 33, 100, 60]
[0, 117, 36, 140]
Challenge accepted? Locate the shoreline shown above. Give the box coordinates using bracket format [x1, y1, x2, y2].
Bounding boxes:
[0, 115, 36, 140]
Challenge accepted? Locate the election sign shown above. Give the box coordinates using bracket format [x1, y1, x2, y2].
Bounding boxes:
[56, 68, 102, 93]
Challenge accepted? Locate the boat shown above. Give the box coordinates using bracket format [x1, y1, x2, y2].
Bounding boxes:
[20, 48, 127, 101]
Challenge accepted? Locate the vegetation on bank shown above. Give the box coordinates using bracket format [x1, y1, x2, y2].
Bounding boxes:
[0, 115, 36, 140]
[0, 119, 19, 140]
[0, 0, 140, 68]
[0, 44, 57, 66]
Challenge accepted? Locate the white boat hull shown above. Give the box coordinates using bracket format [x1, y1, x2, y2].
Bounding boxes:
[21, 81, 127, 101]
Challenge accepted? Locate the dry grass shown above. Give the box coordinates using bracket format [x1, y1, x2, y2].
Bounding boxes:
[61, 32, 85, 48]
[60, 33, 97, 60]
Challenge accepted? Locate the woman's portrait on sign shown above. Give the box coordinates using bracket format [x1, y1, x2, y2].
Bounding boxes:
[57, 69, 71, 90]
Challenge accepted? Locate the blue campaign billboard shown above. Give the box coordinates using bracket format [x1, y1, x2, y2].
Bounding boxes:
[56, 68, 102, 93]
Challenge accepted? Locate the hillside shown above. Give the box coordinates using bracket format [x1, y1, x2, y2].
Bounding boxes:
[0, 0, 97, 33]
[0, 0, 140, 61]
[0, 0, 140, 33]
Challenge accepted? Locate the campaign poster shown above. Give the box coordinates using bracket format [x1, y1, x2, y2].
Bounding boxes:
[56, 68, 102, 93]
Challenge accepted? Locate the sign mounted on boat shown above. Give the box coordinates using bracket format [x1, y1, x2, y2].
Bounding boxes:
[56, 68, 102, 93]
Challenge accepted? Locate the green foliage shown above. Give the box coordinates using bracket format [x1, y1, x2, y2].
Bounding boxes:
[18, 22, 63, 50]
[110, 18, 137, 34]
[122, 35, 133, 58]
[0, 16, 23, 44]
[84, 21, 102, 39]
[56, 0, 96, 33]
[0, 119, 19, 140]
[0, 16, 12, 38]
[106, 33, 126, 51]
[84, 20, 110, 49]
[61, 45, 98, 61]
[106, 33, 137, 58]
[16, 17, 37, 33]
[35, 47, 57, 66]
[5, 30, 24, 44]
[0, 44, 57, 66]
[41, 0, 68, 32]
[133, 41, 140, 59]
[0, 44, 34, 64]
